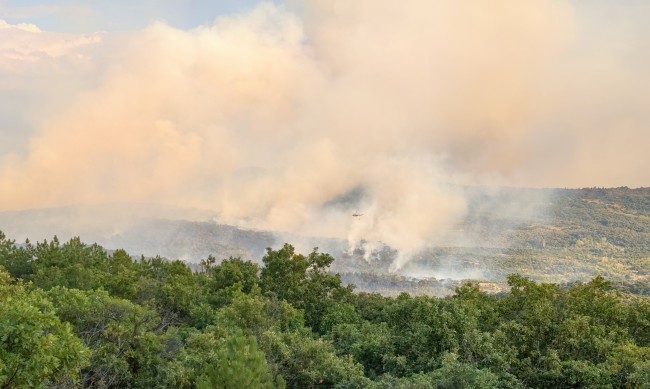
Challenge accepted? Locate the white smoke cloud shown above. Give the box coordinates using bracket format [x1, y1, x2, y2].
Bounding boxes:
[0, 1, 649, 267]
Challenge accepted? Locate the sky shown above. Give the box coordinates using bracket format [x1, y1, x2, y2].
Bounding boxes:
[0, 0, 270, 32]
[1, 0, 649, 264]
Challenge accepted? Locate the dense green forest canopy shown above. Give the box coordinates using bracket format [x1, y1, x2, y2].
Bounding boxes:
[1, 231, 649, 388]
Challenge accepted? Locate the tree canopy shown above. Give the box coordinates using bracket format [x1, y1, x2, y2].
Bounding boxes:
[0, 231, 648, 388]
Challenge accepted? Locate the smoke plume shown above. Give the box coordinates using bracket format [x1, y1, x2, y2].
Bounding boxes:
[1, 1, 649, 266]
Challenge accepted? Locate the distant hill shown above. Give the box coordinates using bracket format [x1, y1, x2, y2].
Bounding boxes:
[1, 187, 648, 295]
[342, 187, 650, 295]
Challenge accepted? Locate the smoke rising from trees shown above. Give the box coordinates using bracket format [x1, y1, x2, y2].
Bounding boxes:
[1, 1, 648, 265]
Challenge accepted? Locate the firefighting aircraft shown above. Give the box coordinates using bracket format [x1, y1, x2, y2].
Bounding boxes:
[352, 212, 363, 217]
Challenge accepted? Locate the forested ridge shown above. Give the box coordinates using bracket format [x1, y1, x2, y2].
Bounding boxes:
[1, 231, 649, 388]
[2, 188, 649, 299]
[332, 187, 650, 296]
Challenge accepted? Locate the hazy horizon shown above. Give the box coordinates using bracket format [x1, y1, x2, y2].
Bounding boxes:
[1, 1, 649, 266]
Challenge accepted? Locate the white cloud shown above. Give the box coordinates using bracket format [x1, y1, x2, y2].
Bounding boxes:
[0, 19, 102, 72]
[0, 19, 40, 32]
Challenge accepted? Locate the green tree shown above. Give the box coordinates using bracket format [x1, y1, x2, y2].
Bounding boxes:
[0, 231, 34, 278]
[46, 287, 166, 388]
[135, 257, 202, 324]
[0, 268, 89, 388]
[104, 249, 139, 300]
[215, 291, 304, 340]
[204, 257, 260, 307]
[328, 322, 395, 379]
[261, 329, 367, 388]
[212, 257, 259, 293]
[196, 332, 277, 389]
[29, 236, 111, 291]
[260, 244, 350, 331]
[430, 352, 501, 389]
[164, 329, 223, 388]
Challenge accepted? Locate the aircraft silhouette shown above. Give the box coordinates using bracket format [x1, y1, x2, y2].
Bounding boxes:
[352, 212, 363, 217]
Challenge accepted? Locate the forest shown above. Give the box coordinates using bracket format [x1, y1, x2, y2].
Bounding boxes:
[1, 230, 649, 388]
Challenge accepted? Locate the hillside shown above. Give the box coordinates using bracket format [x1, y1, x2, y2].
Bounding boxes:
[339, 187, 650, 295]
[0, 187, 648, 296]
